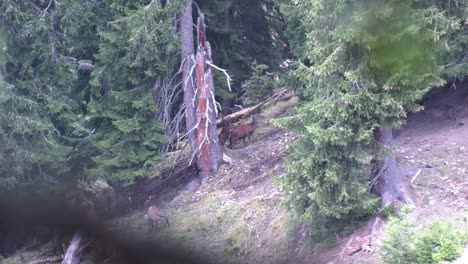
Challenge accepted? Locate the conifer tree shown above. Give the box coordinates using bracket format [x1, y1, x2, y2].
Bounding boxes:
[0, 0, 104, 187]
[278, 0, 453, 219]
[88, 0, 185, 181]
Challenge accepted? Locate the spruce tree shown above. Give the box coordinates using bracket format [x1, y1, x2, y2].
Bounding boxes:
[88, 0, 185, 181]
[0, 0, 103, 187]
[278, 0, 452, 219]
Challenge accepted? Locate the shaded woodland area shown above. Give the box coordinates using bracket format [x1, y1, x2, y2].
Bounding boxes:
[0, 0, 467, 263]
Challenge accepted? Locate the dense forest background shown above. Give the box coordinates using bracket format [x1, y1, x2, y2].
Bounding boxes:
[0, 0, 467, 262]
[0, 0, 289, 186]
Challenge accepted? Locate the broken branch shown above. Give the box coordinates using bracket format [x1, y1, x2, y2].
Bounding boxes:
[411, 169, 422, 184]
[215, 88, 292, 126]
[61, 231, 83, 264]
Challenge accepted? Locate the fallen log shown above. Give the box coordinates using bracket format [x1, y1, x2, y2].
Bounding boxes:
[216, 88, 294, 127]
[29, 256, 63, 264]
[61, 231, 83, 264]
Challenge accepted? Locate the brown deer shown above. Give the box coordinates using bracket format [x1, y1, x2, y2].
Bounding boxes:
[228, 115, 259, 148]
[80, 199, 99, 224]
[218, 119, 230, 146]
[144, 195, 169, 232]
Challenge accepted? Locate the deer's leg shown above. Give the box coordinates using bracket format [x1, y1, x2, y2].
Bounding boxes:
[148, 219, 153, 232]
[163, 216, 170, 227]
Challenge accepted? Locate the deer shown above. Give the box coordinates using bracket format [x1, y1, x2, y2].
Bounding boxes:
[228, 115, 259, 148]
[82, 200, 99, 224]
[144, 195, 169, 232]
[218, 119, 231, 146]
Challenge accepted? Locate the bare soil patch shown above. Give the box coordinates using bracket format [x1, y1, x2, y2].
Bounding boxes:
[317, 85, 468, 263]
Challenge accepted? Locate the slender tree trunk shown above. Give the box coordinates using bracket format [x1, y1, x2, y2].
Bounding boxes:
[195, 14, 223, 178]
[372, 127, 414, 206]
[180, 1, 197, 154]
[224, 5, 232, 30]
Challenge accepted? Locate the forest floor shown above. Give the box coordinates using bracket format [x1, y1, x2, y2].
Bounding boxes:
[107, 95, 302, 264]
[113, 84, 467, 264]
[3, 85, 467, 264]
[319, 85, 468, 264]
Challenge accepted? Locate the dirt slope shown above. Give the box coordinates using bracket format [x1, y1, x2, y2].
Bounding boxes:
[4, 86, 466, 264]
[112, 86, 468, 264]
[106, 96, 303, 264]
[319, 86, 468, 264]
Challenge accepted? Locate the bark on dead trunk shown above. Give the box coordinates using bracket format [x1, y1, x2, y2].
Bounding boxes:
[195, 14, 223, 178]
[61, 231, 82, 264]
[372, 127, 414, 206]
[180, 1, 197, 155]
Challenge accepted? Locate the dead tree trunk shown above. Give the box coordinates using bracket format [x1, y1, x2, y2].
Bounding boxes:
[180, 1, 197, 154]
[195, 14, 223, 178]
[61, 231, 82, 264]
[371, 127, 414, 206]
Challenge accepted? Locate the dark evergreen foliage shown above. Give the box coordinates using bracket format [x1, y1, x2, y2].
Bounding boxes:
[88, 0, 185, 180]
[0, 0, 466, 221]
[276, 0, 459, 219]
[197, 0, 288, 109]
[0, 0, 104, 187]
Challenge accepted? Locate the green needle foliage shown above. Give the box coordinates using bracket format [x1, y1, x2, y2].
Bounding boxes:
[0, 0, 103, 188]
[276, 0, 455, 219]
[0, 0, 187, 186]
[87, 0, 185, 181]
[0, 0, 290, 188]
[380, 218, 468, 264]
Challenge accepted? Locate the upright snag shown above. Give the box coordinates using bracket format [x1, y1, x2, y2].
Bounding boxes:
[194, 13, 223, 178]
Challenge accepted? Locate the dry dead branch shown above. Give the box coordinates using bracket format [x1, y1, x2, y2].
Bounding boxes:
[411, 169, 422, 184]
[153, 72, 186, 154]
[367, 164, 388, 192]
[61, 231, 82, 264]
[215, 88, 293, 127]
[28, 256, 63, 264]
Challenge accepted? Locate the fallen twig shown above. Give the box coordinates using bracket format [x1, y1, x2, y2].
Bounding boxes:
[411, 169, 422, 184]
